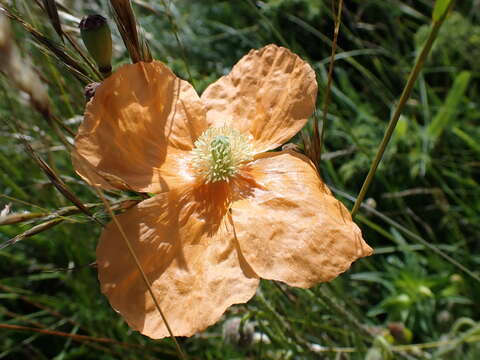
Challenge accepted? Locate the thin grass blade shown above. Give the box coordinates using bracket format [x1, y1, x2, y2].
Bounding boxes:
[40, 0, 64, 41]
[109, 0, 152, 63]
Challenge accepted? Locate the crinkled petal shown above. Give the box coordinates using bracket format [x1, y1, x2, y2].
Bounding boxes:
[74, 61, 206, 193]
[231, 151, 373, 288]
[201, 44, 317, 153]
[96, 188, 259, 339]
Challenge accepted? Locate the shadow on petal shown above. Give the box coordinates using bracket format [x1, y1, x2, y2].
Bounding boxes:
[97, 185, 259, 339]
[74, 61, 206, 193]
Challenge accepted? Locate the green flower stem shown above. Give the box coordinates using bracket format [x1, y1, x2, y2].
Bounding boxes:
[351, 2, 455, 218]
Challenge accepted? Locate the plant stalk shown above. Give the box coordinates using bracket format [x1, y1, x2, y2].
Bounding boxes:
[351, 3, 454, 217]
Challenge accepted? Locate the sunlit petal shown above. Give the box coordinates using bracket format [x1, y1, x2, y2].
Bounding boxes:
[202, 44, 317, 153]
[74, 61, 206, 193]
[231, 151, 373, 288]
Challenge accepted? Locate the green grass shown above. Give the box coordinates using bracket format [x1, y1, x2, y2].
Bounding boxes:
[1, 0, 479, 359]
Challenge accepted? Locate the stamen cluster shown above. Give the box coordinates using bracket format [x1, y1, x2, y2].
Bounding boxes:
[191, 126, 253, 183]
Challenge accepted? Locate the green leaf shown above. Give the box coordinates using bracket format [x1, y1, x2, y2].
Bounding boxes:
[452, 127, 480, 154]
[432, 0, 454, 21]
[427, 71, 471, 141]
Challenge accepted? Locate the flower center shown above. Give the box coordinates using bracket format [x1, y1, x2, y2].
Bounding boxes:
[191, 126, 253, 183]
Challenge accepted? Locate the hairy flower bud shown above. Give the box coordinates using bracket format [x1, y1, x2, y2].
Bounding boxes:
[80, 15, 112, 76]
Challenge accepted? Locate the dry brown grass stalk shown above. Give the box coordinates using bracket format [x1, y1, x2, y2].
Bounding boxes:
[1, 218, 65, 249]
[40, 0, 63, 41]
[1, 6, 93, 84]
[21, 141, 102, 225]
[0, 12, 49, 113]
[109, 0, 152, 63]
[0, 212, 48, 226]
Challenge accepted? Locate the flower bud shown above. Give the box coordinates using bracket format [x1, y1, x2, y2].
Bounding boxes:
[79, 15, 112, 76]
[222, 317, 254, 348]
[387, 322, 413, 344]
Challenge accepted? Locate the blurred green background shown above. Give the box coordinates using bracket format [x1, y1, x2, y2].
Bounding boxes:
[0, 0, 479, 359]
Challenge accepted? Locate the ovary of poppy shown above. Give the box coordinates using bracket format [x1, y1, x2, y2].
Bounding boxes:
[73, 44, 373, 339]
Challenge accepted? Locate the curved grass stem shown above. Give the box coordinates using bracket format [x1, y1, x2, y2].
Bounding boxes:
[351, 3, 455, 217]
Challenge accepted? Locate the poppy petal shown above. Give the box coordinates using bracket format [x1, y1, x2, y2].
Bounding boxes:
[97, 190, 259, 339]
[231, 151, 373, 288]
[74, 61, 206, 193]
[201, 44, 317, 153]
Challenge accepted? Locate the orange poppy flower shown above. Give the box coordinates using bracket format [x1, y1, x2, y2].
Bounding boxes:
[73, 44, 373, 339]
